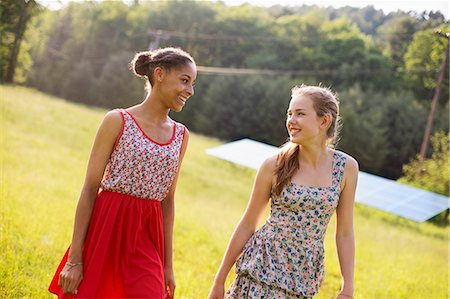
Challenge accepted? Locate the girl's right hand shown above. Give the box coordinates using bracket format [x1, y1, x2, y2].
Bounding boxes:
[58, 262, 84, 295]
[208, 282, 225, 299]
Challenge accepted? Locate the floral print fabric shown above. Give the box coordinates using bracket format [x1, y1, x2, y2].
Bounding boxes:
[101, 109, 185, 201]
[230, 151, 347, 298]
[226, 273, 307, 299]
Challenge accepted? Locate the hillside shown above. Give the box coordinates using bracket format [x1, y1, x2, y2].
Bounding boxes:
[0, 85, 448, 298]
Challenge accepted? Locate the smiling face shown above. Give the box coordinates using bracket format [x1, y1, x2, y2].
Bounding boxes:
[156, 62, 197, 112]
[286, 95, 325, 145]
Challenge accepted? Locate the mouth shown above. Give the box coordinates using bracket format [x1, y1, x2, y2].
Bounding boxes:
[178, 96, 188, 105]
[289, 127, 301, 135]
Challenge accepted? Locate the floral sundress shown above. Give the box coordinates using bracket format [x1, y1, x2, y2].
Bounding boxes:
[226, 150, 347, 299]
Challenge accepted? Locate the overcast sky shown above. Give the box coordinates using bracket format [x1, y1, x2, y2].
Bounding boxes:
[37, 0, 449, 19]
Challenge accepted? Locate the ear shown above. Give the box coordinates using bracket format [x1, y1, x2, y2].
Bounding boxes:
[320, 113, 332, 131]
[153, 67, 166, 83]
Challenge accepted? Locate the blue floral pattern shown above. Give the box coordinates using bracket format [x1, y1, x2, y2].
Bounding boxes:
[227, 151, 347, 298]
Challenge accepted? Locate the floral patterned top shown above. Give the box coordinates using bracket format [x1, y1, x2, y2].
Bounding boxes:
[101, 109, 186, 201]
[235, 150, 347, 297]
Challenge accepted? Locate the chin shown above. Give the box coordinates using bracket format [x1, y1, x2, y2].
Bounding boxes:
[289, 137, 302, 145]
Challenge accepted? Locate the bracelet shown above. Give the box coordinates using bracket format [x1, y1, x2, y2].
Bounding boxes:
[65, 262, 83, 268]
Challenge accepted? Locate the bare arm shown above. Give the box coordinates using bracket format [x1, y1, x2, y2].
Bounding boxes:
[209, 155, 277, 298]
[335, 156, 358, 298]
[161, 128, 189, 299]
[58, 110, 122, 294]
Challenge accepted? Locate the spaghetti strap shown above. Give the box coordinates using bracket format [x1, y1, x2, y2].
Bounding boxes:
[332, 150, 347, 190]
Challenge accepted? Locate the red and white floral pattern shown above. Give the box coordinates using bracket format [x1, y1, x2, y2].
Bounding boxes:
[101, 109, 185, 201]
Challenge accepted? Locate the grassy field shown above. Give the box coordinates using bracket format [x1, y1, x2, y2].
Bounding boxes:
[0, 85, 448, 298]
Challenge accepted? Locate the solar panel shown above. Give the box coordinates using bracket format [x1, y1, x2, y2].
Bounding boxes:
[206, 138, 449, 222]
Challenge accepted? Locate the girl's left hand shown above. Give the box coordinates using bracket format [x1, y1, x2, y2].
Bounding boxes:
[336, 292, 353, 299]
[164, 267, 176, 299]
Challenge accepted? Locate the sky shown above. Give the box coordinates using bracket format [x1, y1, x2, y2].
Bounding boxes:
[38, 0, 449, 19]
[224, 0, 449, 18]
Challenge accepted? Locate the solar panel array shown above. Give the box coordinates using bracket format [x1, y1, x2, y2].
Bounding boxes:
[206, 138, 449, 222]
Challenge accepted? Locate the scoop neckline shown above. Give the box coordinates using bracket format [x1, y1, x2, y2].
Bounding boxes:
[124, 110, 177, 146]
[288, 150, 338, 190]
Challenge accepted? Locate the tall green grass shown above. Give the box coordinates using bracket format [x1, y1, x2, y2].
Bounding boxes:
[1, 85, 448, 298]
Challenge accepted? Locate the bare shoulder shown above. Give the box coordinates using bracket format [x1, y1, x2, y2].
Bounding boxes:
[182, 125, 190, 137]
[336, 151, 359, 188]
[336, 150, 359, 173]
[102, 109, 123, 127]
[96, 110, 123, 140]
[257, 154, 278, 184]
[180, 126, 189, 148]
[104, 109, 123, 124]
[260, 154, 278, 172]
[345, 154, 359, 174]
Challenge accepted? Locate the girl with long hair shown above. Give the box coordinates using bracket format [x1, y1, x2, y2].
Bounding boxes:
[209, 85, 358, 299]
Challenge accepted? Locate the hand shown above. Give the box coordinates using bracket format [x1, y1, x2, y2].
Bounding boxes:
[208, 282, 225, 299]
[164, 267, 176, 299]
[58, 262, 83, 295]
[336, 292, 354, 299]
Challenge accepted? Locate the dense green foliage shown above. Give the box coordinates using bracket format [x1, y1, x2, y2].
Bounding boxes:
[399, 131, 449, 196]
[0, 0, 41, 82]
[1, 85, 448, 298]
[3, 0, 449, 179]
[399, 131, 449, 224]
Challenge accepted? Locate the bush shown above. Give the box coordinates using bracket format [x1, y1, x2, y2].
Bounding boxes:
[398, 131, 449, 225]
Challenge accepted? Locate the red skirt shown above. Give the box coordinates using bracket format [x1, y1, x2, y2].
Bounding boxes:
[49, 190, 165, 298]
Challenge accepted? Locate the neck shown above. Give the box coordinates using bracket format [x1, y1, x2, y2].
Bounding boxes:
[139, 93, 170, 123]
[297, 142, 329, 167]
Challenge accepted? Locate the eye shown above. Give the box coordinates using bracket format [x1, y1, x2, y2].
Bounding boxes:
[182, 79, 188, 83]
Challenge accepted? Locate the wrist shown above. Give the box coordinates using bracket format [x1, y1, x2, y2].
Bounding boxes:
[65, 261, 83, 270]
[340, 288, 354, 296]
[164, 265, 173, 271]
[67, 257, 83, 264]
[341, 281, 354, 292]
[213, 274, 226, 285]
[68, 249, 82, 263]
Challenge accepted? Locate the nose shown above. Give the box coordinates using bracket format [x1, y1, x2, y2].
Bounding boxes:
[287, 115, 294, 126]
[186, 84, 194, 97]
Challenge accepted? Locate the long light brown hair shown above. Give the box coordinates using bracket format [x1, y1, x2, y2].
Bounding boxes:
[273, 84, 341, 196]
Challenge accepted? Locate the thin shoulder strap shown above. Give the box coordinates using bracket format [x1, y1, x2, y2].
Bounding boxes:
[173, 121, 187, 143]
[332, 150, 347, 188]
[111, 108, 127, 152]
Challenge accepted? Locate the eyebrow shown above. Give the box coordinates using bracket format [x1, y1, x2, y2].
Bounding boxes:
[287, 108, 306, 112]
[181, 74, 196, 82]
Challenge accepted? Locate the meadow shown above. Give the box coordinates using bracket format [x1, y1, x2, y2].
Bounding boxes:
[0, 85, 448, 298]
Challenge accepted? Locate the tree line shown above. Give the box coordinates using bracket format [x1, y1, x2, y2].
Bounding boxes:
[1, 0, 449, 180]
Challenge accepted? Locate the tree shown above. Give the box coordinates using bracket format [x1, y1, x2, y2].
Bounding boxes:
[399, 131, 449, 196]
[403, 26, 450, 103]
[398, 131, 449, 224]
[0, 0, 40, 83]
[338, 86, 390, 173]
[318, 17, 393, 90]
[376, 15, 418, 70]
[338, 86, 428, 177]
